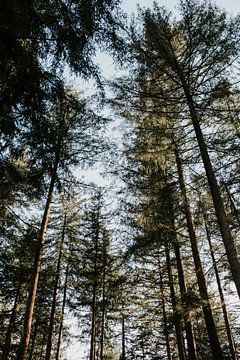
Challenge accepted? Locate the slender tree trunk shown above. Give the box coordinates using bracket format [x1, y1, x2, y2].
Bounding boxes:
[140, 336, 145, 360]
[165, 242, 186, 360]
[121, 311, 126, 360]
[56, 263, 69, 360]
[90, 294, 97, 360]
[28, 277, 47, 360]
[159, 271, 172, 360]
[173, 239, 199, 360]
[178, 72, 240, 299]
[223, 181, 240, 227]
[166, 182, 198, 359]
[90, 202, 100, 360]
[28, 315, 39, 360]
[45, 214, 67, 360]
[2, 282, 21, 360]
[205, 221, 238, 360]
[100, 238, 107, 360]
[17, 151, 60, 360]
[39, 331, 47, 360]
[175, 148, 223, 359]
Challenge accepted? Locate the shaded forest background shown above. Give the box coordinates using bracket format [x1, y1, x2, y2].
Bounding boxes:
[0, 0, 240, 359]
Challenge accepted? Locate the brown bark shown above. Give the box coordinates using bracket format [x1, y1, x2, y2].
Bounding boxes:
[45, 214, 66, 360]
[175, 148, 223, 359]
[17, 151, 60, 360]
[28, 277, 47, 360]
[205, 221, 238, 360]
[56, 263, 69, 360]
[2, 282, 21, 360]
[165, 242, 186, 360]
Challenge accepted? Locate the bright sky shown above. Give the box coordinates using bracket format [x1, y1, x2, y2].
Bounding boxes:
[121, 0, 240, 15]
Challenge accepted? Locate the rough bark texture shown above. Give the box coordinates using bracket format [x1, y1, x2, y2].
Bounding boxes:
[175, 148, 223, 359]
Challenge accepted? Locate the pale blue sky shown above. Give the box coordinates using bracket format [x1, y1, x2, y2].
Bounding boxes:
[121, 0, 240, 15]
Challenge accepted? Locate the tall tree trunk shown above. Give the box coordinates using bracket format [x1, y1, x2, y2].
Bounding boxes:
[100, 237, 107, 360]
[90, 202, 100, 360]
[205, 221, 238, 360]
[17, 151, 60, 360]
[56, 263, 69, 360]
[165, 242, 186, 360]
[45, 214, 67, 360]
[173, 239, 199, 360]
[2, 281, 21, 360]
[177, 72, 240, 299]
[166, 181, 198, 359]
[175, 148, 223, 359]
[28, 314, 39, 360]
[90, 288, 97, 360]
[159, 271, 172, 360]
[28, 276, 47, 360]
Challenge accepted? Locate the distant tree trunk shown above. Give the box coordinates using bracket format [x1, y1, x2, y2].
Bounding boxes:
[28, 277, 47, 360]
[39, 330, 47, 360]
[100, 238, 107, 360]
[165, 242, 186, 360]
[173, 239, 199, 360]
[28, 315, 39, 360]
[205, 221, 238, 360]
[175, 148, 223, 359]
[223, 181, 240, 227]
[56, 262, 69, 360]
[140, 335, 146, 360]
[45, 214, 67, 360]
[2, 281, 21, 360]
[167, 188, 198, 360]
[90, 263, 97, 360]
[17, 150, 60, 360]
[121, 310, 126, 360]
[159, 271, 172, 360]
[90, 204, 100, 360]
[178, 72, 240, 300]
